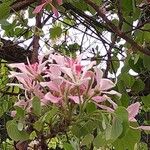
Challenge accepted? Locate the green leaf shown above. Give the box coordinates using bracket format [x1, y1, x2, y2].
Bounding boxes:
[141, 94, 150, 108]
[120, 73, 135, 88]
[32, 96, 41, 116]
[33, 120, 43, 132]
[15, 107, 26, 119]
[17, 122, 24, 131]
[132, 79, 145, 92]
[86, 102, 96, 113]
[143, 55, 150, 70]
[120, 94, 130, 107]
[63, 143, 74, 150]
[122, 0, 133, 15]
[115, 107, 129, 122]
[71, 119, 98, 138]
[128, 56, 143, 73]
[93, 132, 108, 148]
[2, 100, 8, 112]
[0, 106, 3, 117]
[29, 131, 37, 140]
[111, 118, 123, 140]
[43, 106, 58, 123]
[0, 1, 11, 20]
[6, 120, 29, 141]
[114, 107, 129, 137]
[113, 128, 140, 150]
[50, 26, 62, 39]
[109, 56, 120, 74]
[81, 134, 94, 146]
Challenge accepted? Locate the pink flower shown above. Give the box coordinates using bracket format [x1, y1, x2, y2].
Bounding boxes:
[8, 57, 47, 80]
[94, 67, 115, 91]
[44, 92, 62, 104]
[96, 99, 150, 131]
[40, 79, 65, 104]
[137, 126, 150, 131]
[33, 0, 62, 17]
[127, 102, 140, 122]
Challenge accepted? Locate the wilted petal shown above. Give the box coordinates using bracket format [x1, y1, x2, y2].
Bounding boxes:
[127, 102, 140, 122]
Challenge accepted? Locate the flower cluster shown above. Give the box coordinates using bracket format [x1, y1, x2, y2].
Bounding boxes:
[8, 53, 150, 131]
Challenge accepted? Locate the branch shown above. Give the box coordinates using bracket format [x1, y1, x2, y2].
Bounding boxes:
[84, 0, 150, 56]
[10, 0, 36, 12]
[30, 11, 42, 63]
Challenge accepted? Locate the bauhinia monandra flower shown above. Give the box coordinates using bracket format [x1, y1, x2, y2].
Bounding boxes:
[8, 53, 150, 131]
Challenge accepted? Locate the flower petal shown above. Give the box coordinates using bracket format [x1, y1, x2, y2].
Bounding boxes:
[127, 102, 140, 122]
[68, 96, 83, 104]
[100, 79, 115, 91]
[137, 126, 150, 131]
[44, 92, 61, 103]
[92, 96, 106, 103]
[33, 3, 46, 14]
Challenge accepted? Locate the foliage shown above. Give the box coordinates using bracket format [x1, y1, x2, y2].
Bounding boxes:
[0, 0, 149, 149]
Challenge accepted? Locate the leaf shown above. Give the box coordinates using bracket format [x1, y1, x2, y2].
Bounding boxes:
[50, 26, 62, 39]
[143, 55, 150, 70]
[0, 1, 11, 20]
[32, 96, 41, 116]
[43, 106, 58, 123]
[114, 107, 129, 137]
[120, 94, 130, 107]
[17, 122, 24, 131]
[122, 0, 133, 15]
[6, 120, 29, 141]
[71, 120, 99, 138]
[0, 106, 3, 117]
[63, 143, 74, 150]
[33, 120, 43, 132]
[141, 94, 150, 108]
[128, 56, 143, 73]
[109, 56, 120, 74]
[29, 131, 37, 140]
[111, 118, 123, 140]
[131, 79, 145, 92]
[86, 102, 96, 113]
[2, 100, 8, 112]
[93, 132, 108, 148]
[81, 134, 94, 146]
[120, 73, 135, 88]
[113, 128, 140, 150]
[115, 107, 129, 123]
